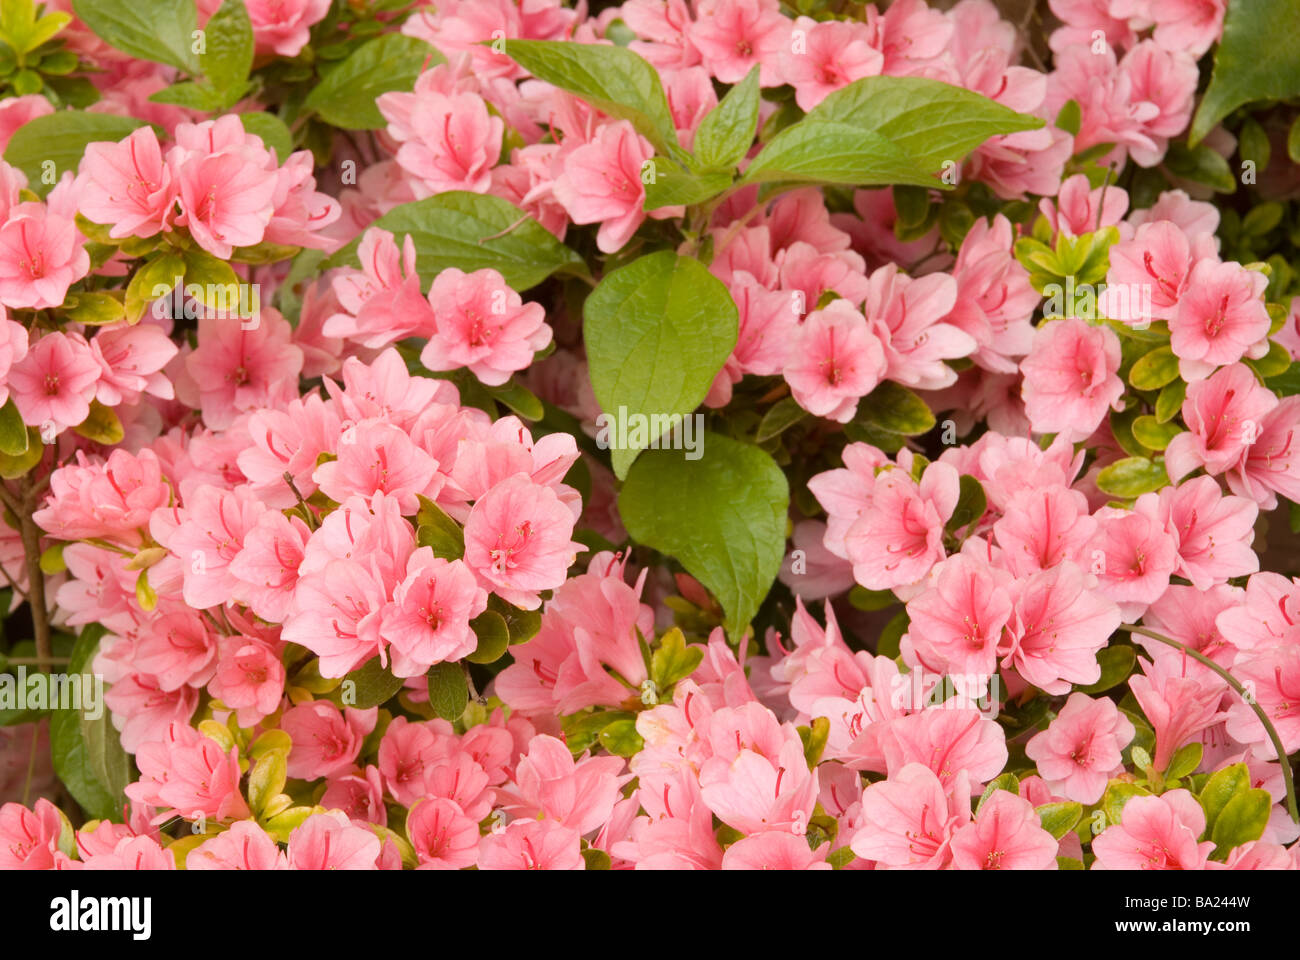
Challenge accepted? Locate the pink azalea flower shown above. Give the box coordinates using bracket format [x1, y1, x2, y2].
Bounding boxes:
[844, 461, 959, 590]
[407, 797, 480, 870]
[906, 553, 1013, 678]
[1025, 692, 1135, 804]
[873, 707, 1008, 794]
[313, 420, 440, 514]
[1087, 506, 1179, 620]
[552, 121, 657, 254]
[1148, 0, 1225, 56]
[1157, 476, 1258, 589]
[7, 331, 102, 434]
[286, 811, 382, 870]
[950, 790, 1059, 870]
[783, 299, 886, 423]
[382, 550, 488, 677]
[0, 315, 27, 407]
[206, 636, 286, 728]
[326, 228, 434, 349]
[1092, 790, 1216, 870]
[228, 511, 312, 623]
[383, 90, 503, 197]
[721, 831, 832, 869]
[864, 264, 973, 391]
[1101, 219, 1214, 325]
[172, 148, 277, 259]
[462, 474, 584, 610]
[0, 798, 64, 869]
[184, 309, 304, 430]
[76, 126, 176, 239]
[245, 0, 330, 57]
[778, 16, 883, 111]
[1130, 656, 1229, 773]
[1170, 259, 1270, 380]
[500, 735, 631, 836]
[420, 268, 552, 386]
[992, 485, 1097, 577]
[280, 701, 375, 781]
[1226, 645, 1300, 757]
[1226, 395, 1300, 511]
[850, 762, 969, 869]
[1040, 173, 1130, 239]
[477, 818, 583, 870]
[126, 721, 249, 823]
[1020, 317, 1124, 442]
[942, 214, 1038, 374]
[1165, 363, 1279, 482]
[690, 0, 791, 85]
[1004, 561, 1121, 694]
[164, 485, 267, 610]
[90, 322, 178, 406]
[132, 610, 218, 692]
[187, 820, 288, 870]
[0, 176, 90, 309]
[103, 674, 198, 753]
[282, 557, 390, 677]
[33, 448, 170, 547]
[81, 835, 175, 870]
[321, 765, 388, 827]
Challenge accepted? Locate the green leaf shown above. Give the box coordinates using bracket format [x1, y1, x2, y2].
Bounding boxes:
[305, 34, 443, 130]
[200, 0, 253, 102]
[877, 610, 908, 659]
[124, 252, 185, 323]
[598, 718, 644, 757]
[1128, 345, 1180, 390]
[976, 772, 1019, 815]
[72, 0, 200, 73]
[426, 662, 468, 722]
[336, 657, 404, 709]
[854, 381, 935, 435]
[800, 716, 830, 768]
[1055, 99, 1081, 136]
[1199, 761, 1251, 836]
[581, 847, 612, 869]
[756, 396, 808, 442]
[50, 627, 134, 821]
[584, 251, 738, 478]
[239, 112, 293, 163]
[247, 750, 287, 817]
[1131, 414, 1183, 452]
[488, 594, 542, 645]
[147, 80, 228, 111]
[1155, 378, 1186, 423]
[1210, 788, 1271, 859]
[1103, 781, 1150, 826]
[1246, 339, 1292, 379]
[650, 627, 703, 690]
[466, 610, 510, 664]
[182, 247, 249, 314]
[945, 475, 986, 536]
[0, 430, 43, 478]
[642, 162, 731, 210]
[72, 400, 124, 445]
[739, 120, 944, 189]
[1289, 116, 1300, 164]
[693, 65, 760, 170]
[0, 398, 28, 457]
[807, 75, 1044, 174]
[1165, 741, 1203, 781]
[1036, 801, 1083, 840]
[848, 586, 895, 611]
[1074, 645, 1135, 695]
[415, 495, 465, 560]
[501, 39, 680, 158]
[619, 433, 788, 641]
[4, 110, 143, 197]
[322, 192, 584, 292]
[1190, 0, 1300, 146]
[1095, 456, 1169, 498]
[483, 378, 544, 421]
[64, 292, 126, 326]
[1162, 141, 1237, 194]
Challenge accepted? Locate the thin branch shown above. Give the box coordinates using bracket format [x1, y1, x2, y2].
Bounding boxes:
[1119, 624, 1299, 825]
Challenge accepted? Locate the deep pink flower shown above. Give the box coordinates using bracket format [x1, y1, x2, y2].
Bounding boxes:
[1092, 790, 1215, 870]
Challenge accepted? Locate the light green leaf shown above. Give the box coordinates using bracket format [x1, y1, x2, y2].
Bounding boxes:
[620, 434, 788, 640]
[4, 111, 144, 197]
[322, 192, 584, 292]
[739, 120, 943, 189]
[238, 113, 294, 164]
[584, 251, 737, 478]
[305, 34, 443, 130]
[693, 65, 760, 170]
[201, 0, 253, 102]
[72, 0, 200, 73]
[1095, 456, 1169, 498]
[426, 662, 469, 722]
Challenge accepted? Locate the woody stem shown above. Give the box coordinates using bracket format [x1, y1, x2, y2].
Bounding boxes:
[1118, 624, 1299, 824]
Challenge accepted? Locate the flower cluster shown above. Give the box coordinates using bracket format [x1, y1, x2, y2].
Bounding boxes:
[1, 0, 1298, 873]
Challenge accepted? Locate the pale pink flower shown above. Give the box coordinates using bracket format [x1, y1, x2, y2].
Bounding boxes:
[7, 331, 101, 433]
[1228, 397, 1300, 511]
[906, 553, 1013, 678]
[90, 322, 178, 406]
[844, 461, 959, 590]
[326, 228, 434, 349]
[950, 790, 1059, 870]
[420, 268, 552, 386]
[1004, 561, 1121, 694]
[187, 820, 288, 870]
[206, 636, 285, 728]
[1092, 790, 1215, 869]
[172, 147, 277, 259]
[850, 762, 969, 869]
[1101, 220, 1213, 325]
[383, 90, 503, 197]
[552, 121, 656, 254]
[0, 176, 89, 309]
[287, 811, 382, 870]
[280, 702, 375, 781]
[407, 797, 480, 870]
[942, 214, 1038, 373]
[462, 474, 583, 609]
[690, 0, 790, 85]
[382, 550, 488, 677]
[1130, 656, 1229, 773]
[864, 264, 973, 391]
[228, 511, 312, 623]
[76, 126, 175, 238]
[783, 299, 886, 423]
[1157, 476, 1258, 589]
[1170, 259, 1270, 380]
[1026, 692, 1135, 804]
[1148, 0, 1225, 56]
[0, 798, 64, 869]
[184, 309, 304, 430]
[0, 316, 27, 407]
[1020, 317, 1124, 441]
[1165, 363, 1278, 482]
[992, 485, 1097, 577]
[477, 818, 583, 870]
[721, 831, 832, 870]
[778, 16, 883, 111]
[126, 721, 249, 823]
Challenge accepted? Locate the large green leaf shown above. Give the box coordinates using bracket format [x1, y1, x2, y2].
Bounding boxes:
[739, 120, 943, 189]
[808, 75, 1044, 174]
[584, 251, 738, 478]
[502, 39, 681, 158]
[200, 0, 253, 106]
[693, 65, 760, 170]
[50, 627, 134, 821]
[4, 111, 144, 197]
[1190, 0, 1300, 145]
[619, 434, 788, 640]
[72, 0, 200, 73]
[305, 34, 443, 130]
[322, 192, 584, 291]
